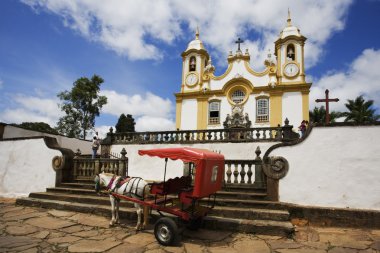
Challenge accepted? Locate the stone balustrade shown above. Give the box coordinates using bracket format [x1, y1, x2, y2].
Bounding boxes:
[224, 146, 266, 188]
[101, 119, 299, 145]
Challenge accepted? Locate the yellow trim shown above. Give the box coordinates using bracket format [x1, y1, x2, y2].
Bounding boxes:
[174, 82, 312, 100]
[269, 94, 282, 127]
[175, 98, 182, 130]
[302, 91, 310, 121]
[244, 61, 270, 77]
[210, 63, 233, 80]
[197, 98, 208, 130]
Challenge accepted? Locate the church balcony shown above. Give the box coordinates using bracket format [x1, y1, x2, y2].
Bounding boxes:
[101, 119, 298, 145]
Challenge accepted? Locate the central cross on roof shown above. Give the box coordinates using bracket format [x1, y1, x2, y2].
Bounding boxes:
[235, 37, 244, 51]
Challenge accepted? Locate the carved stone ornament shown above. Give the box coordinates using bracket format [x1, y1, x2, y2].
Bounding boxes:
[52, 155, 64, 171]
[263, 156, 289, 179]
[223, 104, 252, 129]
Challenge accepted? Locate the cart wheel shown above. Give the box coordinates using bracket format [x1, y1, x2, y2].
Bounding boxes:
[187, 217, 203, 231]
[154, 217, 178, 246]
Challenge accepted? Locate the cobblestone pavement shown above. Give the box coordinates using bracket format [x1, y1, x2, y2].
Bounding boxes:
[1, 198, 379, 253]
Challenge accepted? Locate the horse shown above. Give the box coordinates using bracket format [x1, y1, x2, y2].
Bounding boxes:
[94, 172, 150, 230]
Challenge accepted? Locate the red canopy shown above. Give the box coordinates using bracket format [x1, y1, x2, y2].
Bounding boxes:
[138, 147, 224, 164]
[138, 147, 225, 198]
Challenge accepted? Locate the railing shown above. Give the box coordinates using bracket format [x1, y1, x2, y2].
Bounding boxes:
[224, 147, 266, 188]
[73, 148, 128, 179]
[101, 118, 299, 145]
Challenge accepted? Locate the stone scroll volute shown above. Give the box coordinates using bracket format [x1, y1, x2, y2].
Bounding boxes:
[263, 156, 289, 180]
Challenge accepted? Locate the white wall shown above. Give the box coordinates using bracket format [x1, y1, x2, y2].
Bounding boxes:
[282, 92, 303, 129]
[272, 126, 380, 210]
[181, 99, 198, 130]
[3, 125, 92, 154]
[111, 142, 276, 180]
[0, 138, 60, 197]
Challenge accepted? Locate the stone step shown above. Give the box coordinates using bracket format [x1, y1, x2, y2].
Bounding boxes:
[47, 186, 284, 209]
[63, 181, 267, 193]
[29, 192, 135, 208]
[28, 191, 285, 222]
[16, 197, 293, 237]
[48, 186, 277, 209]
[59, 183, 268, 200]
[211, 206, 290, 221]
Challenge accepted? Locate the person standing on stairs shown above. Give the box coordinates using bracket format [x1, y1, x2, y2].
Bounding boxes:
[92, 136, 100, 159]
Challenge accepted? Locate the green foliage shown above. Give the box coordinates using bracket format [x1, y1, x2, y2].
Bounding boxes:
[342, 95, 380, 123]
[56, 75, 107, 139]
[12, 122, 58, 135]
[115, 114, 136, 133]
[309, 106, 342, 124]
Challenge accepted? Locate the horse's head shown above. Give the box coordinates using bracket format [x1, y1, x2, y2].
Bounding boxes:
[94, 174, 101, 193]
[94, 172, 116, 194]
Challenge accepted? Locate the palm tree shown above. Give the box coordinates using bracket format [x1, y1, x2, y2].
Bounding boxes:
[342, 96, 380, 123]
[309, 106, 342, 124]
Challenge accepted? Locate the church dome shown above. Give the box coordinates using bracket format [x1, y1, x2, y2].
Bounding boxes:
[184, 27, 205, 51]
[279, 10, 302, 39]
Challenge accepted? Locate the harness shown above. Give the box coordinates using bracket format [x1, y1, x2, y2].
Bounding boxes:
[106, 175, 145, 199]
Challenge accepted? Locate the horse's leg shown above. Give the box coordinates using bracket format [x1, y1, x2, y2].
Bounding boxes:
[142, 205, 149, 229]
[135, 203, 142, 230]
[109, 195, 117, 226]
[115, 198, 120, 224]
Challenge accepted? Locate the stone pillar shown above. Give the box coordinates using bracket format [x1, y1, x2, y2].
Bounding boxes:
[120, 148, 128, 176]
[262, 156, 289, 201]
[253, 146, 265, 188]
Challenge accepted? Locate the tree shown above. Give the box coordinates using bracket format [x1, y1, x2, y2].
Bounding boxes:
[115, 114, 136, 133]
[342, 95, 380, 123]
[12, 122, 58, 135]
[309, 106, 342, 124]
[56, 75, 107, 139]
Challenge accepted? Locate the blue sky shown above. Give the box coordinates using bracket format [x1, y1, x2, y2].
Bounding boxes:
[1, 0, 380, 137]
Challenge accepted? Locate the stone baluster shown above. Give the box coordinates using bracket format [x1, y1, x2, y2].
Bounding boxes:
[226, 163, 232, 183]
[94, 159, 100, 176]
[240, 163, 246, 183]
[247, 163, 253, 184]
[233, 164, 239, 183]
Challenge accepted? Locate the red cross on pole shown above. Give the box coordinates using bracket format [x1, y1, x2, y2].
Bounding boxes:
[315, 89, 339, 124]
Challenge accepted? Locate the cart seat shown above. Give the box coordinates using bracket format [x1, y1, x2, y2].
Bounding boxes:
[150, 176, 191, 196]
[178, 188, 194, 205]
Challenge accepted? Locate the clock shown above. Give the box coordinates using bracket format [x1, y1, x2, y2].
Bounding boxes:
[284, 62, 299, 77]
[185, 72, 198, 86]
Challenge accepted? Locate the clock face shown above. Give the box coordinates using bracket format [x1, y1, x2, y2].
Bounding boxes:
[185, 73, 198, 86]
[284, 63, 299, 77]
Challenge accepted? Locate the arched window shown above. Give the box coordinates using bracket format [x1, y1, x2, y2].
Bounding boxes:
[231, 90, 245, 104]
[208, 101, 220, 124]
[189, 56, 196, 71]
[256, 98, 269, 122]
[286, 44, 295, 61]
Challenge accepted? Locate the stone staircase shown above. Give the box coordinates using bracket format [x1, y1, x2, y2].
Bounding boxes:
[16, 178, 294, 237]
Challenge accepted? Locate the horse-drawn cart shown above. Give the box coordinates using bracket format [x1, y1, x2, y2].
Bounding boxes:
[101, 147, 225, 245]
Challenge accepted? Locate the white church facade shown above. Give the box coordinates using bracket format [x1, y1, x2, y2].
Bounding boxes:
[175, 14, 311, 130]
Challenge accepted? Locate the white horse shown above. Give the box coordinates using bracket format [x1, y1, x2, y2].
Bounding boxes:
[94, 172, 150, 230]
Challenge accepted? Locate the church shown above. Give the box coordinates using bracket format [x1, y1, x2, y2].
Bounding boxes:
[175, 13, 311, 130]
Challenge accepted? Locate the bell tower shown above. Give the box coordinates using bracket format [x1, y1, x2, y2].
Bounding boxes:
[181, 28, 209, 92]
[275, 10, 307, 84]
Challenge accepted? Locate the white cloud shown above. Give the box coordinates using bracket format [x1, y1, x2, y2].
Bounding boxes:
[22, 0, 353, 68]
[99, 90, 176, 131]
[136, 116, 175, 132]
[310, 48, 380, 113]
[0, 95, 62, 126]
[101, 90, 173, 118]
[0, 79, 3, 89]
